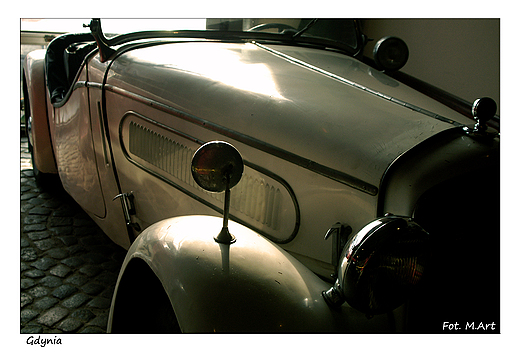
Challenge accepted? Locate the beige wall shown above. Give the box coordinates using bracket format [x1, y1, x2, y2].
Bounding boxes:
[361, 19, 500, 115]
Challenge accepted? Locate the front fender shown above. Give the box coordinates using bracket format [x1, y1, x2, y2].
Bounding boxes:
[109, 215, 394, 333]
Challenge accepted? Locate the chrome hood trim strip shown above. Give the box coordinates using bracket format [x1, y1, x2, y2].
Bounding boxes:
[104, 84, 379, 195]
[253, 42, 464, 127]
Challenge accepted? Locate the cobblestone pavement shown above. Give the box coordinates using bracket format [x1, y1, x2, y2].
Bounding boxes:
[20, 136, 127, 334]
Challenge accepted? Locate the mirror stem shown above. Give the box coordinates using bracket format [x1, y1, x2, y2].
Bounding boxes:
[214, 174, 236, 244]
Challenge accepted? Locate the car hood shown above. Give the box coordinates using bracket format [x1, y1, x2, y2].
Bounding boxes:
[106, 41, 475, 190]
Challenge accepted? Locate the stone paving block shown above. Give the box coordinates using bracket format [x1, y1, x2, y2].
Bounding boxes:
[21, 167, 33, 175]
[21, 203, 35, 213]
[81, 282, 105, 295]
[21, 237, 30, 248]
[64, 273, 89, 287]
[37, 307, 69, 327]
[27, 286, 49, 298]
[27, 230, 51, 241]
[21, 293, 33, 308]
[52, 284, 78, 300]
[31, 258, 57, 271]
[79, 326, 105, 334]
[25, 180, 38, 189]
[21, 193, 39, 201]
[21, 278, 36, 290]
[39, 275, 62, 288]
[34, 238, 62, 251]
[34, 296, 59, 310]
[21, 262, 30, 272]
[28, 198, 45, 206]
[23, 223, 47, 232]
[46, 248, 69, 260]
[71, 309, 96, 322]
[21, 248, 38, 262]
[23, 215, 48, 225]
[66, 244, 85, 255]
[57, 318, 83, 333]
[21, 325, 43, 334]
[61, 256, 85, 268]
[50, 264, 72, 278]
[24, 269, 45, 278]
[87, 314, 108, 328]
[28, 206, 52, 216]
[62, 293, 90, 309]
[21, 309, 39, 323]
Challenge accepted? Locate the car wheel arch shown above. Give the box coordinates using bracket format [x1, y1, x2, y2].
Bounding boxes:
[108, 257, 181, 333]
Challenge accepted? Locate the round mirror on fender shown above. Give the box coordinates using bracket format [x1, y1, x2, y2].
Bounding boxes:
[323, 216, 430, 315]
[373, 36, 409, 72]
[191, 141, 244, 244]
[191, 141, 244, 193]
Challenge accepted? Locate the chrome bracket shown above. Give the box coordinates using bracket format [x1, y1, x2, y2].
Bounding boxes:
[324, 222, 352, 278]
[113, 192, 141, 232]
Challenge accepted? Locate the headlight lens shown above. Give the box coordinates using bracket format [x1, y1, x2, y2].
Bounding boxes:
[334, 216, 429, 315]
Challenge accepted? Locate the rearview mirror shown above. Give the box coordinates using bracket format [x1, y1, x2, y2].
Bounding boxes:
[191, 141, 243, 193]
[191, 141, 244, 244]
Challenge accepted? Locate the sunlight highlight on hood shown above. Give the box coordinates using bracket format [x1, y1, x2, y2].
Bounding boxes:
[165, 44, 286, 100]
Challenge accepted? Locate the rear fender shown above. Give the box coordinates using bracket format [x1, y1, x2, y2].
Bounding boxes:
[23, 50, 57, 174]
[108, 215, 395, 333]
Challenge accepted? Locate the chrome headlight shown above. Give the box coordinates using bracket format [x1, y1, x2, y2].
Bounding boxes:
[323, 216, 430, 315]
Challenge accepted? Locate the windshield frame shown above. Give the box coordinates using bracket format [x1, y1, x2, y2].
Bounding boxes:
[96, 19, 365, 58]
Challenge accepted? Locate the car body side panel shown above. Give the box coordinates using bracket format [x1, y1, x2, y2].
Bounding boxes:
[52, 69, 106, 218]
[108, 215, 395, 333]
[23, 50, 57, 174]
[104, 41, 463, 188]
[94, 41, 476, 275]
[85, 88, 133, 249]
[102, 85, 380, 277]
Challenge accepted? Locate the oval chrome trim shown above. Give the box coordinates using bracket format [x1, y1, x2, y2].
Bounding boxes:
[118, 111, 301, 244]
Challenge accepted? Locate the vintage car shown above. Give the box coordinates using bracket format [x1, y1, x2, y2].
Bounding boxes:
[22, 19, 500, 333]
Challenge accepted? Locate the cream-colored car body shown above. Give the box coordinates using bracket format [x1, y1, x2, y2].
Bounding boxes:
[23, 23, 499, 333]
[23, 50, 57, 174]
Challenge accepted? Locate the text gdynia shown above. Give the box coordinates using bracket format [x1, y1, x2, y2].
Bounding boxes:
[26, 336, 62, 347]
